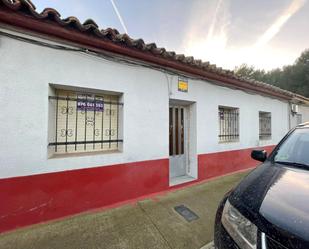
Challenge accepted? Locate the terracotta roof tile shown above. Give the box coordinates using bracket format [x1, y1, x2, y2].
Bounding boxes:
[175, 54, 185, 61]
[0, 0, 307, 101]
[83, 19, 99, 28]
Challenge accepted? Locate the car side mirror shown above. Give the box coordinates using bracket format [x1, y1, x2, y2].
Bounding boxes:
[251, 150, 267, 162]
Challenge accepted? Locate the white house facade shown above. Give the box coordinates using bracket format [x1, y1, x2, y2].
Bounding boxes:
[1, 0, 309, 233]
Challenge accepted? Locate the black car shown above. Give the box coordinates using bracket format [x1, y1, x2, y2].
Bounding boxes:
[214, 123, 309, 249]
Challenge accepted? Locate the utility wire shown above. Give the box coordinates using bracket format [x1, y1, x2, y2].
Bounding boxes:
[0, 30, 265, 98]
[0, 30, 194, 79]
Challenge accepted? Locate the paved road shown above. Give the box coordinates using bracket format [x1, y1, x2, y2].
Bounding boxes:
[0, 171, 249, 249]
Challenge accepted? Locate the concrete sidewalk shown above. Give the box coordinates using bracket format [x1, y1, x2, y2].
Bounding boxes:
[0, 170, 250, 249]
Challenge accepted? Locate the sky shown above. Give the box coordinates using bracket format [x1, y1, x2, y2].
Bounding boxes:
[32, 0, 309, 71]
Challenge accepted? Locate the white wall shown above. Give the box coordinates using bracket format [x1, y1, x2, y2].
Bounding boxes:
[0, 29, 169, 178]
[299, 105, 309, 123]
[289, 104, 309, 128]
[168, 76, 289, 154]
[0, 28, 290, 178]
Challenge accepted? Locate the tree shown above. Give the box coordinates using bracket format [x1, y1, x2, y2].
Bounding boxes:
[234, 64, 266, 82]
[234, 49, 309, 97]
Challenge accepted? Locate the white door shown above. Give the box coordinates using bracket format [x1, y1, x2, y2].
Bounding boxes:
[169, 106, 188, 178]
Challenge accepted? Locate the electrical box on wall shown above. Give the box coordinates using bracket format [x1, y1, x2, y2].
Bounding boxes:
[291, 104, 299, 114]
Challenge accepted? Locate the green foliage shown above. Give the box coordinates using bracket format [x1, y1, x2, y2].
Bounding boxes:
[234, 49, 309, 97]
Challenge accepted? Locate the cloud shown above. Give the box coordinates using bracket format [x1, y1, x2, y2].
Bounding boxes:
[110, 0, 128, 34]
[207, 0, 224, 40]
[254, 0, 307, 48]
[181, 0, 307, 70]
[182, 0, 230, 66]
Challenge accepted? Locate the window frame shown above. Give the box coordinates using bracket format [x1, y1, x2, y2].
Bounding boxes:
[218, 106, 240, 143]
[296, 113, 303, 125]
[259, 111, 272, 140]
[48, 85, 123, 158]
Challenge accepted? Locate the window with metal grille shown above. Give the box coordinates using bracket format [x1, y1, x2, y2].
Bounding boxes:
[259, 112, 271, 140]
[296, 113, 302, 125]
[48, 89, 123, 155]
[218, 106, 239, 142]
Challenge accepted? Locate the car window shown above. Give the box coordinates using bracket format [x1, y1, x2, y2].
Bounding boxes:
[274, 128, 309, 166]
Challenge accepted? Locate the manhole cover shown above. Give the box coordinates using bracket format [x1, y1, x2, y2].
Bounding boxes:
[174, 205, 199, 222]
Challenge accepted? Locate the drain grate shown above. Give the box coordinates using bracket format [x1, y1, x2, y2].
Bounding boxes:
[174, 205, 199, 222]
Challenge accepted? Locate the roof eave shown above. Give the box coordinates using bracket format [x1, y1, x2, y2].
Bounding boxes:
[0, 8, 293, 101]
[293, 94, 309, 105]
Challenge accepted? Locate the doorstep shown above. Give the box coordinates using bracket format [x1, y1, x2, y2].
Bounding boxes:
[169, 175, 196, 186]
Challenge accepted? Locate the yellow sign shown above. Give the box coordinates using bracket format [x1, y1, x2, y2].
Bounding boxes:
[178, 77, 188, 92]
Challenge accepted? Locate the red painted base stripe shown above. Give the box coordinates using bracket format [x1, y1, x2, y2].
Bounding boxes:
[0, 158, 169, 233]
[0, 145, 275, 233]
[198, 145, 275, 180]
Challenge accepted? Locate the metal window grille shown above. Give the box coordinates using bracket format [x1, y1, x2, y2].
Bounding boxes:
[49, 90, 123, 154]
[259, 112, 271, 140]
[296, 114, 302, 125]
[218, 107, 239, 142]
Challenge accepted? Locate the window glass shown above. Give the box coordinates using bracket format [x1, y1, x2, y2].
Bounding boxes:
[274, 128, 309, 165]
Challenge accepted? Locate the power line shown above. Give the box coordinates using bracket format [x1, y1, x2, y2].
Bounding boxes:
[0, 29, 275, 99]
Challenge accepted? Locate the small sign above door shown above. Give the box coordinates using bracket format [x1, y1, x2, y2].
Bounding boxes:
[178, 77, 188, 92]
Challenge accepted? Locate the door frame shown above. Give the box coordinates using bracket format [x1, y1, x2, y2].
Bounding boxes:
[168, 99, 197, 185]
[169, 105, 189, 178]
